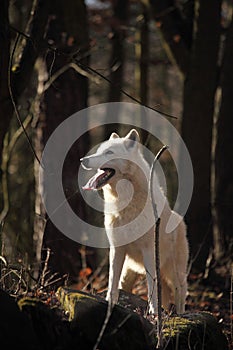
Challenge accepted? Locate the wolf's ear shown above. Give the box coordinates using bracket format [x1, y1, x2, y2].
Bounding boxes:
[124, 129, 140, 149]
[109, 132, 119, 139]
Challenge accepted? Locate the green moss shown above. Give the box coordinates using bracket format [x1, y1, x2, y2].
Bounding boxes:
[57, 289, 228, 349]
[56, 287, 96, 320]
[161, 312, 228, 349]
[18, 297, 44, 311]
[57, 288, 155, 349]
[163, 316, 195, 337]
[17, 290, 228, 349]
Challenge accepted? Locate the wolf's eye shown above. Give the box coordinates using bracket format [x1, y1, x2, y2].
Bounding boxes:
[105, 150, 114, 155]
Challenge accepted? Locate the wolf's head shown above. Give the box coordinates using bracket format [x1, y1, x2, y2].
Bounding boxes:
[80, 129, 141, 190]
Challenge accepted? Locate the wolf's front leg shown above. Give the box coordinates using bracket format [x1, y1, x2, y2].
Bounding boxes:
[106, 246, 126, 308]
[142, 246, 157, 315]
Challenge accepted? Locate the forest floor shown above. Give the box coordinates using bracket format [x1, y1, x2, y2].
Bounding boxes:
[67, 262, 232, 349]
[1, 259, 232, 349]
[186, 269, 232, 348]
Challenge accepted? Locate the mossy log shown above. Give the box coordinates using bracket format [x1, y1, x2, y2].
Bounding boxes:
[0, 288, 228, 349]
[57, 287, 228, 350]
[57, 288, 155, 349]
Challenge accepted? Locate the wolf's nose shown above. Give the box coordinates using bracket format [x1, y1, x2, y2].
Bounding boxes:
[80, 157, 90, 168]
[80, 157, 88, 164]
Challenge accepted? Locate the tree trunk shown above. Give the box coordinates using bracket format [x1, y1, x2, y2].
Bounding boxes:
[150, 0, 221, 271]
[36, 0, 94, 283]
[150, 0, 192, 75]
[0, 0, 11, 274]
[104, 0, 128, 138]
[0, 0, 12, 212]
[0, 0, 50, 206]
[138, 5, 149, 107]
[135, 3, 150, 145]
[0, 0, 49, 262]
[108, 0, 128, 103]
[181, 0, 221, 271]
[214, 17, 233, 263]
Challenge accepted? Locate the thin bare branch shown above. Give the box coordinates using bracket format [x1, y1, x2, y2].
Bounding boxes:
[10, 24, 178, 120]
[0, 114, 32, 224]
[82, 254, 109, 291]
[8, 34, 42, 166]
[43, 62, 100, 92]
[78, 61, 178, 119]
[149, 145, 168, 348]
[93, 301, 113, 350]
[39, 248, 51, 288]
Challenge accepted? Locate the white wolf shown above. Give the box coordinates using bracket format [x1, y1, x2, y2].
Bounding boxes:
[81, 129, 189, 314]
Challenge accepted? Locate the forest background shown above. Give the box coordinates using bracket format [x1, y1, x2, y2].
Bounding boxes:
[0, 1, 232, 339]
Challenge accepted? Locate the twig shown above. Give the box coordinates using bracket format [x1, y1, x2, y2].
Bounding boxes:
[91, 256, 119, 350]
[44, 274, 68, 288]
[110, 314, 132, 335]
[187, 219, 213, 277]
[79, 246, 87, 270]
[15, 266, 23, 295]
[93, 300, 112, 350]
[43, 62, 101, 92]
[145, 268, 156, 317]
[0, 256, 7, 266]
[79, 61, 177, 119]
[153, 6, 176, 20]
[9, 24, 178, 120]
[0, 268, 27, 288]
[0, 114, 32, 224]
[44, 55, 177, 119]
[8, 34, 42, 166]
[39, 248, 51, 288]
[149, 145, 168, 349]
[82, 254, 109, 291]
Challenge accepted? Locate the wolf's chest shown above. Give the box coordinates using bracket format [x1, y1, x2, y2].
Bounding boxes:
[104, 193, 148, 228]
[103, 193, 155, 248]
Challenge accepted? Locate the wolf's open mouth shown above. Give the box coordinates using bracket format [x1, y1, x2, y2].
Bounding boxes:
[82, 168, 115, 190]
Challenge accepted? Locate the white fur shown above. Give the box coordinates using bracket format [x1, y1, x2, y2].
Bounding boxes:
[81, 129, 189, 314]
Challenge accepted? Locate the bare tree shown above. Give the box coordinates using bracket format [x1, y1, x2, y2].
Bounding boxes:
[0, 0, 11, 179]
[0, 0, 49, 195]
[0, 0, 50, 261]
[181, 1, 221, 271]
[214, 15, 233, 263]
[35, 0, 95, 282]
[150, 0, 221, 271]
[108, 0, 128, 103]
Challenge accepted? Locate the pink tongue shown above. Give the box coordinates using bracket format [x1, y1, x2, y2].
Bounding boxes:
[82, 169, 105, 191]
